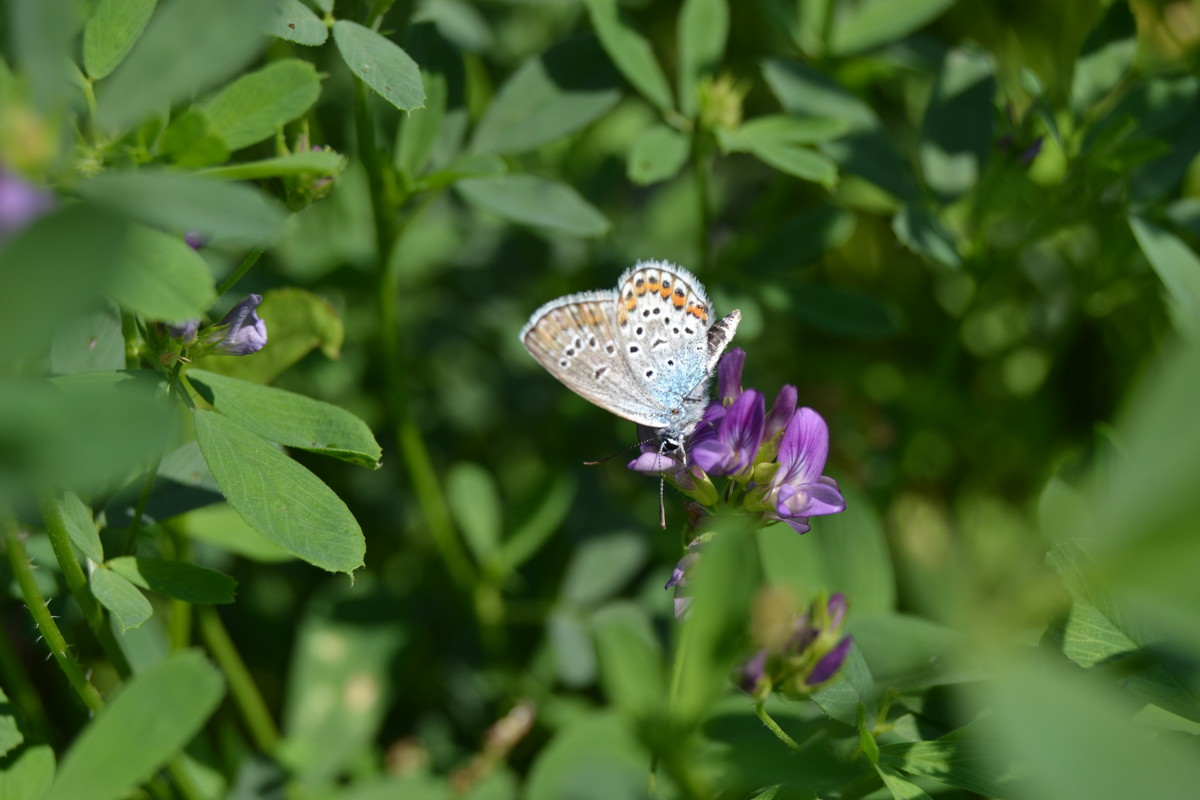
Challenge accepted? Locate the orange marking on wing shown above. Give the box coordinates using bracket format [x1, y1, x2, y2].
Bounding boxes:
[659, 286, 672, 299]
[672, 292, 686, 308]
[686, 305, 709, 322]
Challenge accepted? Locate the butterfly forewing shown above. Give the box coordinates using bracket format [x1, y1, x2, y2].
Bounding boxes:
[520, 292, 666, 428]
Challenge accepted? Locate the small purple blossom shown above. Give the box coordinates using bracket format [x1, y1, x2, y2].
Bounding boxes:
[209, 294, 268, 356]
[767, 408, 845, 534]
[736, 592, 852, 699]
[184, 231, 208, 250]
[689, 389, 765, 476]
[718, 347, 745, 404]
[764, 384, 797, 443]
[0, 169, 54, 241]
[166, 319, 200, 343]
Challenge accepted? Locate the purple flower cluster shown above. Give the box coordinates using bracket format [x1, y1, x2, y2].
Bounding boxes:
[162, 293, 268, 357]
[0, 168, 54, 242]
[738, 593, 852, 700]
[629, 348, 845, 533]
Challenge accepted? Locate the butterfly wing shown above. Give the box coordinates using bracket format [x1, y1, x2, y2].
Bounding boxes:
[614, 262, 721, 407]
[520, 291, 668, 428]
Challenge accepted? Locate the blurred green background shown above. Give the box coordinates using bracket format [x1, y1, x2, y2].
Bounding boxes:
[3, 0, 1200, 797]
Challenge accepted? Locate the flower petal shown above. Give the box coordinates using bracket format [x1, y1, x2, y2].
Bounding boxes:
[718, 348, 745, 404]
[628, 451, 681, 474]
[764, 384, 797, 441]
[775, 407, 829, 487]
[808, 636, 852, 685]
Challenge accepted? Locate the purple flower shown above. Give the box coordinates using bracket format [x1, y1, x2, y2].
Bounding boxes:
[209, 294, 267, 355]
[767, 408, 844, 533]
[1019, 137, 1044, 165]
[166, 319, 200, 343]
[763, 384, 797, 443]
[808, 636, 852, 685]
[689, 389, 765, 476]
[718, 347, 745, 404]
[0, 169, 54, 241]
[664, 544, 704, 619]
[184, 231, 208, 250]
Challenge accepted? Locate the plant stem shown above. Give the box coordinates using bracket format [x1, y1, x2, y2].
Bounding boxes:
[124, 454, 163, 556]
[649, 619, 695, 795]
[2, 510, 104, 715]
[37, 490, 132, 678]
[197, 607, 280, 754]
[755, 702, 804, 752]
[214, 246, 266, 297]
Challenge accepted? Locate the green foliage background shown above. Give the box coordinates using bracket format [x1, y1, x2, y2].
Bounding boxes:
[2, 0, 1200, 798]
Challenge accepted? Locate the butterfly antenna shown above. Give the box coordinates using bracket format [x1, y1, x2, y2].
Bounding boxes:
[582, 433, 658, 466]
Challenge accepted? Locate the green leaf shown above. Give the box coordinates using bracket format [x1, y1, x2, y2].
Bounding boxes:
[829, 0, 956, 57]
[90, 567, 153, 632]
[174, 504, 293, 563]
[591, 603, 665, 716]
[757, 481, 895, 615]
[983, 654, 1200, 800]
[187, 369, 382, 468]
[628, 124, 690, 185]
[560, 532, 647, 606]
[1, 373, 178, 503]
[108, 225, 216, 322]
[875, 765, 935, 800]
[268, 0, 327, 46]
[722, 115, 848, 148]
[58, 491, 104, 564]
[44, 650, 223, 800]
[190, 288, 345, 384]
[457, 176, 609, 238]
[675, 518, 759, 725]
[76, 171, 285, 245]
[333, 20, 425, 112]
[107, 556, 236, 604]
[193, 410, 365, 574]
[10, 0, 75, 114]
[677, 0, 729, 117]
[790, 285, 900, 339]
[859, 705, 880, 764]
[847, 613, 967, 692]
[548, 608, 596, 686]
[0, 745, 56, 800]
[278, 582, 406, 782]
[893, 205, 961, 268]
[762, 59, 920, 202]
[879, 723, 1018, 798]
[743, 138, 838, 186]
[500, 474, 576, 572]
[470, 35, 621, 155]
[96, 0, 271, 134]
[197, 150, 347, 181]
[83, 0, 158, 80]
[525, 713, 647, 800]
[1071, 2, 1136, 112]
[204, 60, 322, 151]
[809, 639, 877, 725]
[1129, 215, 1200, 328]
[417, 152, 507, 191]
[0, 205, 130, 372]
[920, 47, 995, 200]
[159, 108, 230, 167]
[446, 462, 502, 568]
[583, 0, 673, 110]
[0, 689, 24, 757]
[51, 308, 125, 375]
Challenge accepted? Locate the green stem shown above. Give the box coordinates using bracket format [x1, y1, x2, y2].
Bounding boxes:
[123, 454, 163, 556]
[214, 247, 266, 297]
[37, 491, 133, 678]
[755, 702, 803, 752]
[649, 620, 695, 795]
[166, 756, 209, 800]
[2, 510, 104, 715]
[198, 607, 280, 754]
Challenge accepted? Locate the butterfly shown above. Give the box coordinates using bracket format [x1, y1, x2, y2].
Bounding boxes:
[519, 260, 741, 453]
